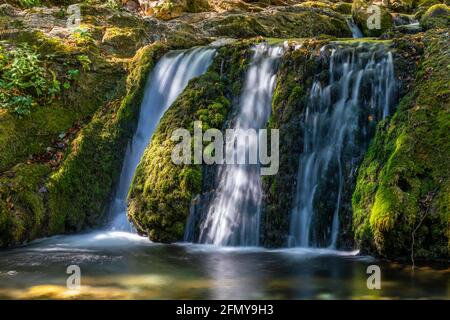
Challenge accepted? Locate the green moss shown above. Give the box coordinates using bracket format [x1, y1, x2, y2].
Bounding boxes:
[205, 9, 351, 39]
[101, 26, 146, 57]
[353, 31, 450, 260]
[333, 2, 353, 14]
[420, 4, 450, 29]
[414, 0, 445, 19]
[185, 0, 210, 13]
[0, 163, 51, 246]
[352, 0, 394, 37]
[0, 31, 125, 173]
[128, 42, 252, 243]
[389, 0, 415, 13]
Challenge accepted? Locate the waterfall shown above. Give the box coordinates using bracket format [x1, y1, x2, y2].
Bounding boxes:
[289, 43, 396, 248]
[346, 17, 364, 39]
[109, 47, 216, 231]
[196, 44, 283, 246]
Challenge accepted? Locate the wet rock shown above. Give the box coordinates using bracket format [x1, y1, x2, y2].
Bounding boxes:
[352, 0, 394, 37]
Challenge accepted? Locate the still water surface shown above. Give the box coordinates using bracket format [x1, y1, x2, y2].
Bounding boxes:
[0, 231, 448, 299]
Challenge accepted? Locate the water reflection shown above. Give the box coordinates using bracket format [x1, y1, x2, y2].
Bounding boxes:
[0, 237, 448, 299]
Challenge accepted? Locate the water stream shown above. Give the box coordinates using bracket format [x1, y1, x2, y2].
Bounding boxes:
[109, 47, 216, 230]
[289, 43, 396, 248]
[197, 44, 283, 246]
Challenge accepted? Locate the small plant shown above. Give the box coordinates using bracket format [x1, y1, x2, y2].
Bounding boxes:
[62, 69, 81, 90]
[77, 55, 91, 72]
[67, 69, 80, 81]
[0, 44, 60, 116]
[72, 28, 95, 46]
[63, 81, 71, 90]
[106, 0, 122, 10]
[18, 0, 41, 9]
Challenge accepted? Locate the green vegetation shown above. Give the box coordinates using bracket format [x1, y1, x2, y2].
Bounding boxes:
[205, 9, 352, 39]
[0, 44, 60, 115]
[420, 4, 450, 29]
[352, 0, 394, 37]
[353, 31, 449, 260]
[0, 163, 51, 246]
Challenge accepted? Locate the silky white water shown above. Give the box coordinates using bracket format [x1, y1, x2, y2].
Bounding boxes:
[346, 17, 364, 39]
[289, 44, 396, 248]
[197, 44, 283, 246]
[109, 47, 216, 230]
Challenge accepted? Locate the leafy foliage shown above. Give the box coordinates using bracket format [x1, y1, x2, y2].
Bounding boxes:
[18, 0, 41, 8]
[0, 44, 60, 115]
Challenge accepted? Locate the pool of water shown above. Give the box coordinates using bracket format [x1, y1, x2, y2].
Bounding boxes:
[0, 231, 448, 299]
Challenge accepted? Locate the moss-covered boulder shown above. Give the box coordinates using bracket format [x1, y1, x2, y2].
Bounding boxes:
[203, 7, 352, 38]
[333, 2, 352, 14]
[388, 0, 415, 13]
[352, 31, 449, 261]
[128, 42, 252, 243]
[153, 0, 211, 20]
[352, 0, 394, 37]
[420, 4, 450, 29]
[414, 0, 444, 20]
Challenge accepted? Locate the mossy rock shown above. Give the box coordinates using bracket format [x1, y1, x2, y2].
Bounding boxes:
[333, 2, 352, 14]
[414, 0, 445, 19]
[296, 0, 351, 14]
[0, 163, 51, 247]
[204, 8, 352, 38]
[153, 0, 210, 20]
[352, 0, 394, 37]
[352, 31, 450, 261]
[0, 31, 125, 173]
[101, 26, 146, 57]
[128, 42, 252, 243]
[205, 15, 268, 38]
[388, 0, 415, 13]
[420, 4, 450, 29]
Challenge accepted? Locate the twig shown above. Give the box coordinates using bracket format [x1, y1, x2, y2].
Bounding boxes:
[411, 187, 439, 270]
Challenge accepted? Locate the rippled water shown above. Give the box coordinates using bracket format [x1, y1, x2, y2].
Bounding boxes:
[0, 232, 448, 299]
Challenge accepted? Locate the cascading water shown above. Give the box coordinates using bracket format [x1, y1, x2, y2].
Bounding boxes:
[289, 43, 396, 248]
[346, 17, 364, 39]
[195, 44, 283, 246]
[109, 47, 216, 231]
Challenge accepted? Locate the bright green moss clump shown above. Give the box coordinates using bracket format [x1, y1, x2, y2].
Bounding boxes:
[420, 4, 450, 29]
[352, 31, 450, 260]
[128, 42, 251, 243]
[0, 163, 51, 246]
